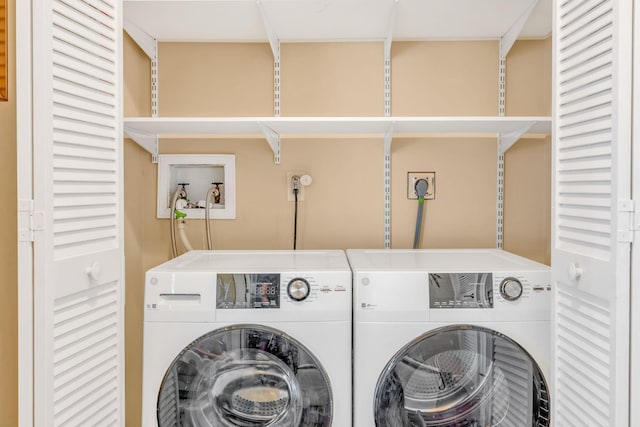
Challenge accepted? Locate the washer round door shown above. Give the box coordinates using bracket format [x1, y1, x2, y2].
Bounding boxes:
[374, 325, 549, 427]
[157, 324, 333, 426]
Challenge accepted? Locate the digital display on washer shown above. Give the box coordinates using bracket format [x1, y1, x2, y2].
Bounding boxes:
[428, 272, 493, 308]
[216, 273, 280, 309]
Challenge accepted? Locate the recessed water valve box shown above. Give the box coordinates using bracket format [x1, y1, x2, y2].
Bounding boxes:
[407, 172, 436, 200]
[157, 154, 236, 219]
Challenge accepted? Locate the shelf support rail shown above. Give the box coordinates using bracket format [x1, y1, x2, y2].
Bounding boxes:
[151, 42, 159, 119]
[384, 122, 395, 249]
[123, 19, 159, 120]
[383, 1, 398, 248]
[123, 19, 160, 162]
[257, 0, 281, 117]
[257, 122, 281, 164]
[124, 128, 159, 163]
[496, 0, 538, 248]
[497, 40, 506, 248]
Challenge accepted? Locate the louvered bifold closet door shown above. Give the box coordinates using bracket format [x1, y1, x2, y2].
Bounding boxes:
[32, 0, 123, 425]
[553, 0, 632, 425]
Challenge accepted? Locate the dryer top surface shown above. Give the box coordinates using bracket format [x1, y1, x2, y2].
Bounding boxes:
[346, 249, 550, 272]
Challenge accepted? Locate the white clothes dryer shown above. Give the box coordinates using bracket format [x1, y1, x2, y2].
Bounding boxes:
[141, 250, 352, 427]
[348, 249, 551, 427]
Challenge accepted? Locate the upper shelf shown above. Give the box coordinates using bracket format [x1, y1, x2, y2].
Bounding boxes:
[123, 0, 552, 43]
[123, 116, 552, 161]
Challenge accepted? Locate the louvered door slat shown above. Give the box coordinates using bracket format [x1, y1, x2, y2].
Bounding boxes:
[53, 119, 116, 140]
[54, 104, 116, 129]
[53, 52, 116, 86]
[53, 130, 117, 150]
[52, 1, 115, 47]
[53, 78, 116, 108]
[52, 39, 116, 75]
[54, 144, 118, 161]
[53, 65, 115, 96]
[52, 26, 114, 64]
[32, 0, 122, 423]
[561, 1, 612, 33]
[52, 13, 115, 54]
[560, 65, 612, 97]
[56, 0, 115, 28]
[54, 92, 117, 119]
[553, 0, 631, 424]
[52, 1, 116, 42]
[557, 119, 612, 140]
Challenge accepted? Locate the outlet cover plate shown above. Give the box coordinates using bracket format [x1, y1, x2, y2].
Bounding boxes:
[287, 172, 305, 201]
[407, 172, 436, 200]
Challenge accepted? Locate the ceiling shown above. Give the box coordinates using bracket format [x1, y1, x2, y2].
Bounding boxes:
[124, 0, 552, 42]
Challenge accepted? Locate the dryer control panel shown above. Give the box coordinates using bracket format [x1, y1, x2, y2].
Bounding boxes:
[428, 272, 493, 309]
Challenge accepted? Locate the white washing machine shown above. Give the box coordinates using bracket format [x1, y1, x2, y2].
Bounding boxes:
[348, 249, 551, 427]
[141, 250, 352, 426]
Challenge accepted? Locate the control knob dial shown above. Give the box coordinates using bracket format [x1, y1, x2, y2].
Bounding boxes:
[500, 277, 523, 301]
[287, 278, 311, 301]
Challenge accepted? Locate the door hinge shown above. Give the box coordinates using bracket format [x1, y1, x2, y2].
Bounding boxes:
[617, 199, 634, 243]
[18, 199, 45, 242]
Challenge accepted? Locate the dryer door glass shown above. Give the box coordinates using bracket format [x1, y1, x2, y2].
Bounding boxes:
[374, 325, 550, 427]
[157, 324, 333, 426]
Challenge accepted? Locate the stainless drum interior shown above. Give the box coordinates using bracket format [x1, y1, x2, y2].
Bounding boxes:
[157, 325, 333, 427]
[374, 325, 550, 427]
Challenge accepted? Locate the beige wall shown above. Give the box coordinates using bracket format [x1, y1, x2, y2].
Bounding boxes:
[124, 37, 552, 426]
[0, 0, 17, 424]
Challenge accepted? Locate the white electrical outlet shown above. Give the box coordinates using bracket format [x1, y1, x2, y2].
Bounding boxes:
[287, 172, 312, 201]
[407, 172, 436, 200]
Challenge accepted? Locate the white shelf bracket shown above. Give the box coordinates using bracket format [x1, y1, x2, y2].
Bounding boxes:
[124, 128, 159, 163]
[258, 122, 281, 164]
[498, 122, 535, 153]
[499, 0, 540, 59]
[257, 0, 280, 61]
[498, 40, 506, 117]
[124, 18, 157, 60]
[257, 0, 281, 117]
[383, 122, 395, 249]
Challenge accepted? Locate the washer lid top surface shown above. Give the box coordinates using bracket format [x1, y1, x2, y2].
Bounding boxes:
[149, 250, 350, 273]
[374, 325, 550, 427]
[346, 249, 549, 272]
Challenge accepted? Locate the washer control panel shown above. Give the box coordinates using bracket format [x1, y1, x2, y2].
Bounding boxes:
[216, 273, 281, 309]
[214, 272, 350, 309]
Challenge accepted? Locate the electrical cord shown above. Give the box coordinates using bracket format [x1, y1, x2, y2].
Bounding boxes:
[293, 188, 299, 250]
[205, 186, 216, 250]
[292, 175, 301, 250]
[413, 178, 429, 249]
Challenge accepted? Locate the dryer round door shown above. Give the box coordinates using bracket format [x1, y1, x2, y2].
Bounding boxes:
[374, 325, 549, 427]
[157, 324, 333, 426]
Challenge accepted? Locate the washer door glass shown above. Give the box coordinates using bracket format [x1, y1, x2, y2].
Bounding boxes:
[157, 324, 333, 426]
[374, 325, 550, 427]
